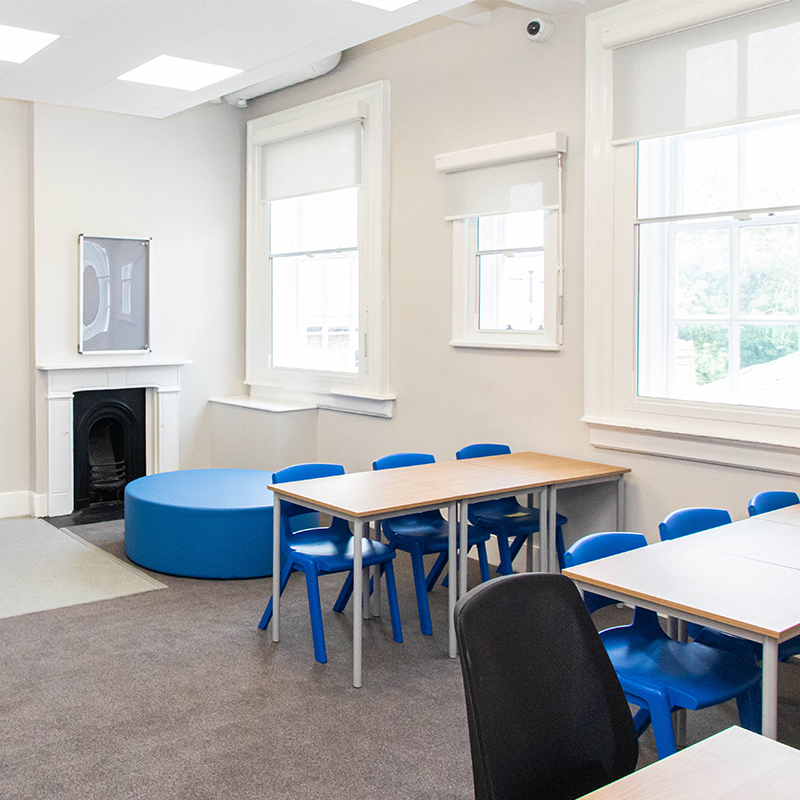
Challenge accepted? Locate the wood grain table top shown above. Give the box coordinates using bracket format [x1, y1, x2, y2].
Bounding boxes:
[268, 452, 630, 518]
[578, 726, 800, 799]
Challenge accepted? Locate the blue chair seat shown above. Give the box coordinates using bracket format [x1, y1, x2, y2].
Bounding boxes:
[259, 462, 403, 664]
[289, 532, 397, 572]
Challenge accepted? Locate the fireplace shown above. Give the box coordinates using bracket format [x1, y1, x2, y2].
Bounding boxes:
[38, 361, 186, 517]
[73, 388, 146, 509]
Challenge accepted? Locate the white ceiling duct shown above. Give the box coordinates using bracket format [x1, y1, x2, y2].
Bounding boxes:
[223, 53, 342, 107]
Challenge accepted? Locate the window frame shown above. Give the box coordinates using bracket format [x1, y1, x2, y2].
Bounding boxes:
[451, 210, 561, 350]
[245, 81, 394, 418]
[585, 0, 800, 475]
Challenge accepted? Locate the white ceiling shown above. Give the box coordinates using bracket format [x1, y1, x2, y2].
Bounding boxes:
[0, 0, 481, 118]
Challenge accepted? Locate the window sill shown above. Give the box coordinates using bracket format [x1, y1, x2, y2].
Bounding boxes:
[209, 396, 317, 413]
[450, 339, 560, 352]
[240, 385, 396, 418]
[584, 415, 800, 476]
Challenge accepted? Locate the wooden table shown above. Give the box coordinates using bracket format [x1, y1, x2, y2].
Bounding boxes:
[578, 726, 800, 799]
[563, 524, 800, 739]
[269, 452, 629, 687]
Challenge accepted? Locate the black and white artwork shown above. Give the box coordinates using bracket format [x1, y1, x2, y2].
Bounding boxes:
[79, 235, 150, 353]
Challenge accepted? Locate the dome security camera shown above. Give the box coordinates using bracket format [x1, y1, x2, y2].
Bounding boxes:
[526, 19, 554, 42]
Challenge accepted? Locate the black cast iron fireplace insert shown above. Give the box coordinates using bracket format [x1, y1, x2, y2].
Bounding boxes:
[73, 388, 146, 510]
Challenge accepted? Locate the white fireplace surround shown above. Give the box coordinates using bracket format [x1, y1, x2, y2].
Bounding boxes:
[38, 361, 188, 517]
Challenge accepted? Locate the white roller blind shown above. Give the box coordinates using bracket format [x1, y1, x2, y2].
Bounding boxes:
[261, 119, 362, 202]
[443, 157, 560, 220]
[438, 133, 566, 220]
[613, 0, 800, 142]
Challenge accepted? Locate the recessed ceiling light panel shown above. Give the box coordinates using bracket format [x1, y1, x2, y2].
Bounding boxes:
[350, 0, 418, 10]
[118, 55, 243, 92]
[0, 24, 59, 63]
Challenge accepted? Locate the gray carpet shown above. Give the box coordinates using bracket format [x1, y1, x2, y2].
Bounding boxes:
[1, 520, 798, 799]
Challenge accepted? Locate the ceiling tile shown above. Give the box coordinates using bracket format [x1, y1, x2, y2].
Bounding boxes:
[0, 1, 113, 35]
[0, 65, 102, 104]
[70, 77, 188, 116]
[168, 0, 379, 70]
[24, 36, 153, 80]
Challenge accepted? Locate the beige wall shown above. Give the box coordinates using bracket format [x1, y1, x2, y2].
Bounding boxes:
[0, 100, 33, 512]
[235, 5, 800, 547]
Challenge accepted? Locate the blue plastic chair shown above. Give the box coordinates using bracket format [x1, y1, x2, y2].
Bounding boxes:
[258, 463, 403, 663]
[456, 443, 568, 574]
[564, 532, 762, 759]
[364, 453, 491, 636]
[661, 505, 800, 663]
[748, 491, 800, 517]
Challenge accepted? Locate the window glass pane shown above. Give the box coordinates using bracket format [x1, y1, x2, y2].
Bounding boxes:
[681, 134, 738, 215]
[739, 324, 800, 409]
[676, 323, 730, 392]
[478, 251, 545, 332]
[739, 223, 800, 317]
[477, 210, 543, 251]
[675, 228, 730, 316]
[271, 252, 359, 373]
[270, 187, 358, 255]
[744, 123, 800, 208]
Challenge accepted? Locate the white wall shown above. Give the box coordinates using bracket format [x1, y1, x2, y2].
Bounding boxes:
[26, 100, 246, 503]
[0, 100, 33, 516]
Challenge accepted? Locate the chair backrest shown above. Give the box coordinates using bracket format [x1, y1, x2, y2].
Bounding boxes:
[564, 532, 648, 613]
[455, 573, 638, 800]
[372, 452, 435, 470]
[658, 507, 732, 541]
[748, 490, 800, 517]
[456, 443, 511, 460]
[271, 463, 347, 546]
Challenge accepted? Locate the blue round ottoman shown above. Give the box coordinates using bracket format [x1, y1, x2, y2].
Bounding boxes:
[124, 469, 277, 579]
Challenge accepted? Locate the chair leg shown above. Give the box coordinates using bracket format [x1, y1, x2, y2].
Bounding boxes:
[476, 542, 490, 583]
[736, 684, 763, 735]
[426, 552, 448, 591]
[258, 561, 294, 630]
[495, 533, 514, 576]
[333, 570, 354, 613]
[508, 532, 528, 566]
[304, 568, 328, 664]
[631, 707, 652, 738]
[555, 525, 566, 571]
[409, 546, 434, 635]
[643, 691, 678, 759]
[382, 560, 403, 644]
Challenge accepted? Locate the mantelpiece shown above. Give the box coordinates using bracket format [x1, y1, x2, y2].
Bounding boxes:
[37, 360, 190, 517]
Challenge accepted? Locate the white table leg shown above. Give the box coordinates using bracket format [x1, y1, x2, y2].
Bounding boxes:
[371, 521, 382, 617]
[448, 501, 458, 659]
[762, 638, 779, 739]
[525, 492, 535, 573]
[538, 488, 549, 573]
[353, 519, 363, 688]
[272, 497, 281, 642]
[616, 475, 625, 530]
[459, 501, 469, 599]
[675, 619, 688, 747]
[548, 485, 558, 573]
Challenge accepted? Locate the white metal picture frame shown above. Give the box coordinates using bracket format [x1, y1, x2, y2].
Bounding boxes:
[79, 234, 151, 354]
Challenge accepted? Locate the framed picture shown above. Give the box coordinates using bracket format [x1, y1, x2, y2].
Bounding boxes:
[79, 235, 150, 354]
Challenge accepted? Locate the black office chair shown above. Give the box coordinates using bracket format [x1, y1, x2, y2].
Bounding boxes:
[454, 573, 639, 800]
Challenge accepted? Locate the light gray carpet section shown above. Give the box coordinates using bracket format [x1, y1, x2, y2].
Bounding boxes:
[1, 519, 798, 799]
[0, 518, 164, 620]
